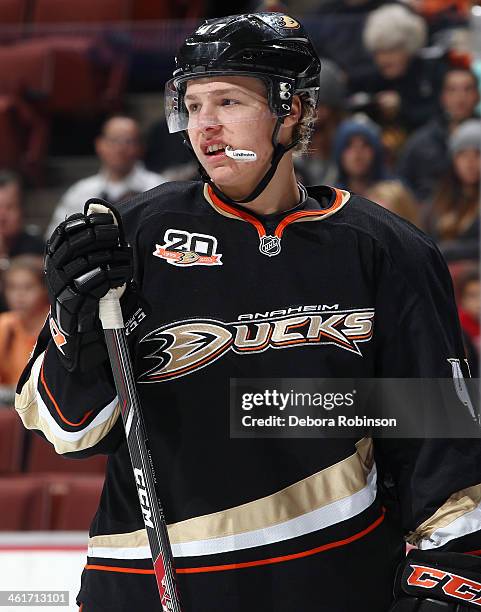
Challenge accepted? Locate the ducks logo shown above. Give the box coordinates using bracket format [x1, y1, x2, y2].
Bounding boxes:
[138, 307, 375, 382]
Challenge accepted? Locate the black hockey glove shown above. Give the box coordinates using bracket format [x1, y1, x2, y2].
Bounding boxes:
[45, 200, 133, 372]
[389, 549, 481, 611]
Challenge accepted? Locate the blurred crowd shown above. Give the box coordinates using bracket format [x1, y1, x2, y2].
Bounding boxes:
[0, 0, 479, 400]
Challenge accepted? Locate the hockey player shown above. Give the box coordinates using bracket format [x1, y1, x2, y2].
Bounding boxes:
[16, 13, 481, 612]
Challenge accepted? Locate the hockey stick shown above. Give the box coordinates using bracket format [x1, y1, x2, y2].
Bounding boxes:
[87, 201, 182, 612]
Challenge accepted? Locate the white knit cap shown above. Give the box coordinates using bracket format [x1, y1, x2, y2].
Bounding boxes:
[363, 4, 427, 54]
[449, 119, 481, 155]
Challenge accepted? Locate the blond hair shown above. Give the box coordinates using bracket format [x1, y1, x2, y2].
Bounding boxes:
[292, 91, 318, 156]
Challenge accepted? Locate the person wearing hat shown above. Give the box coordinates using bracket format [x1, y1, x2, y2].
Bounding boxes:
[358, 3, 446, 132]
[333, 114, 390, 196]
[428, 118, 480, 260]
[398, 66, 480, 204]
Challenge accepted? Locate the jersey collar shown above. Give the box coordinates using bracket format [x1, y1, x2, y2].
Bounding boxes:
[203, 183, 351, 240]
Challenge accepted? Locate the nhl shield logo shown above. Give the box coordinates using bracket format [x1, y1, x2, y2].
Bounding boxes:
[259, 235, 281, 257]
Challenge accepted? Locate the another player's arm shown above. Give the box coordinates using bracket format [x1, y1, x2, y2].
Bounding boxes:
[373, 239, 481, 611]
[15, 209, 133, 458]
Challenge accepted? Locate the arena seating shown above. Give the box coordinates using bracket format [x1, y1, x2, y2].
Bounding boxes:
[0, 34, 126, 179]
[30, 0, 132, 24]
[44, 475, 104, 530]
[0, 408, 24, 474]
[0, 96, 31, 173]
[0, 43, 52, 177]
[0, 92, 49, 181]
[26, 431, 107, 474]
[0, 41, 52, 98]
[0, 404, 107, 530]
[0, 0, 201, 179]
[0, 38, 127, 116]
[0, 474, 104, 530]
[0, 0, 29, 25]
[131, 0, 204, 20]
[0, 476, 51, 530]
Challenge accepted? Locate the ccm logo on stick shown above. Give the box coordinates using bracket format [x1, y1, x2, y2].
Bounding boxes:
[134, 468, 154, 529]
[407, 564, 481, 606]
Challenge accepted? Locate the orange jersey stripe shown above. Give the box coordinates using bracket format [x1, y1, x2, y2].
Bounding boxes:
[85, 510, 384, 577]
[85, 564, 155, 575]
[40, 359, 93, 427]
[177, 510, 385, 574]
[207, 185, 265, 238]
[207, 185, 344, 241]
[274, 188, 344, 238]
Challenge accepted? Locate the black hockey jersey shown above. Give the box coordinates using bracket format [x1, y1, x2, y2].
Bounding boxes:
[16, 181, 481, 612]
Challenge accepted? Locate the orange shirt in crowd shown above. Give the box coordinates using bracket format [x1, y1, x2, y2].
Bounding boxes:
[0, 311, 38, 385]
[416, 0, 470, 17]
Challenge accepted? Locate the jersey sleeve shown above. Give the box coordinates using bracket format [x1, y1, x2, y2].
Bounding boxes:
[14, 316, 123, 459]
[17, 196, 152, 459]
[372, 235, 481, 555]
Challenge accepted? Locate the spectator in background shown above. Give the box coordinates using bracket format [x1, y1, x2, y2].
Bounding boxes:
[428, 119, 480, 260]
[0, 170, 44, 266]
[398, 67, 480, 203]
[0, 170, 45, 313]
[46, 115, 165, 237]
[333, 115, 389, 196]
[365, 180, 422, 228]
[456, 266, 480, 356]
[294, 58, 346, 186]
[358, 4, 445, 133]
[407, 0, 470, 18]
[145, 113, 198, 181]
[0, 256, 49, 394]
[404, 0, 470, 36]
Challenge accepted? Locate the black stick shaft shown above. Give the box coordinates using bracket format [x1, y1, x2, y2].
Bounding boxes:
[103, 325, 182, 612]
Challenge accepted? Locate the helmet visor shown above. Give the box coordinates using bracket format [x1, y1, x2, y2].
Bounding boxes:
[165, 73, 280, 134]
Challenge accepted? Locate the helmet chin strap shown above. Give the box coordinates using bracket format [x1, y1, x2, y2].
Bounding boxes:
[182, 118, 300, 205]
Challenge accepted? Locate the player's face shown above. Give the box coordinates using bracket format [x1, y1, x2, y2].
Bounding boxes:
[185, 76, 278, 192]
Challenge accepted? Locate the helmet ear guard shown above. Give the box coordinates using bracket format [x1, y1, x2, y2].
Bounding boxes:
[268, 75, 297, 117]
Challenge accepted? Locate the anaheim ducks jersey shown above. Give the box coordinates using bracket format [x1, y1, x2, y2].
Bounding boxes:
[16, 181, 481, 612]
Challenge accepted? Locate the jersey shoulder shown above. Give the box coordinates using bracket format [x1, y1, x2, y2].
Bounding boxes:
[326, 190, 451, 291]
[115, 180, 208, 228]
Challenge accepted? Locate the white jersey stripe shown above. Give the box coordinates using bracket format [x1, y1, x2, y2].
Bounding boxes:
[88, 464, 377, 560]
[32, 352, 118, 443]
[419, 498, 481, 550]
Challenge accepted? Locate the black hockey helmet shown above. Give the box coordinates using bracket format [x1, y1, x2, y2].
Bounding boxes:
[166, 12, 321, 133]
[166, 13, 321, 204]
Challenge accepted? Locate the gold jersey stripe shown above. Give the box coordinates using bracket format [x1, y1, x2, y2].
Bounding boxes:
[409, 483, 481, 545]
[89, 437, 373, 549]
[15, 352, 119, 454]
